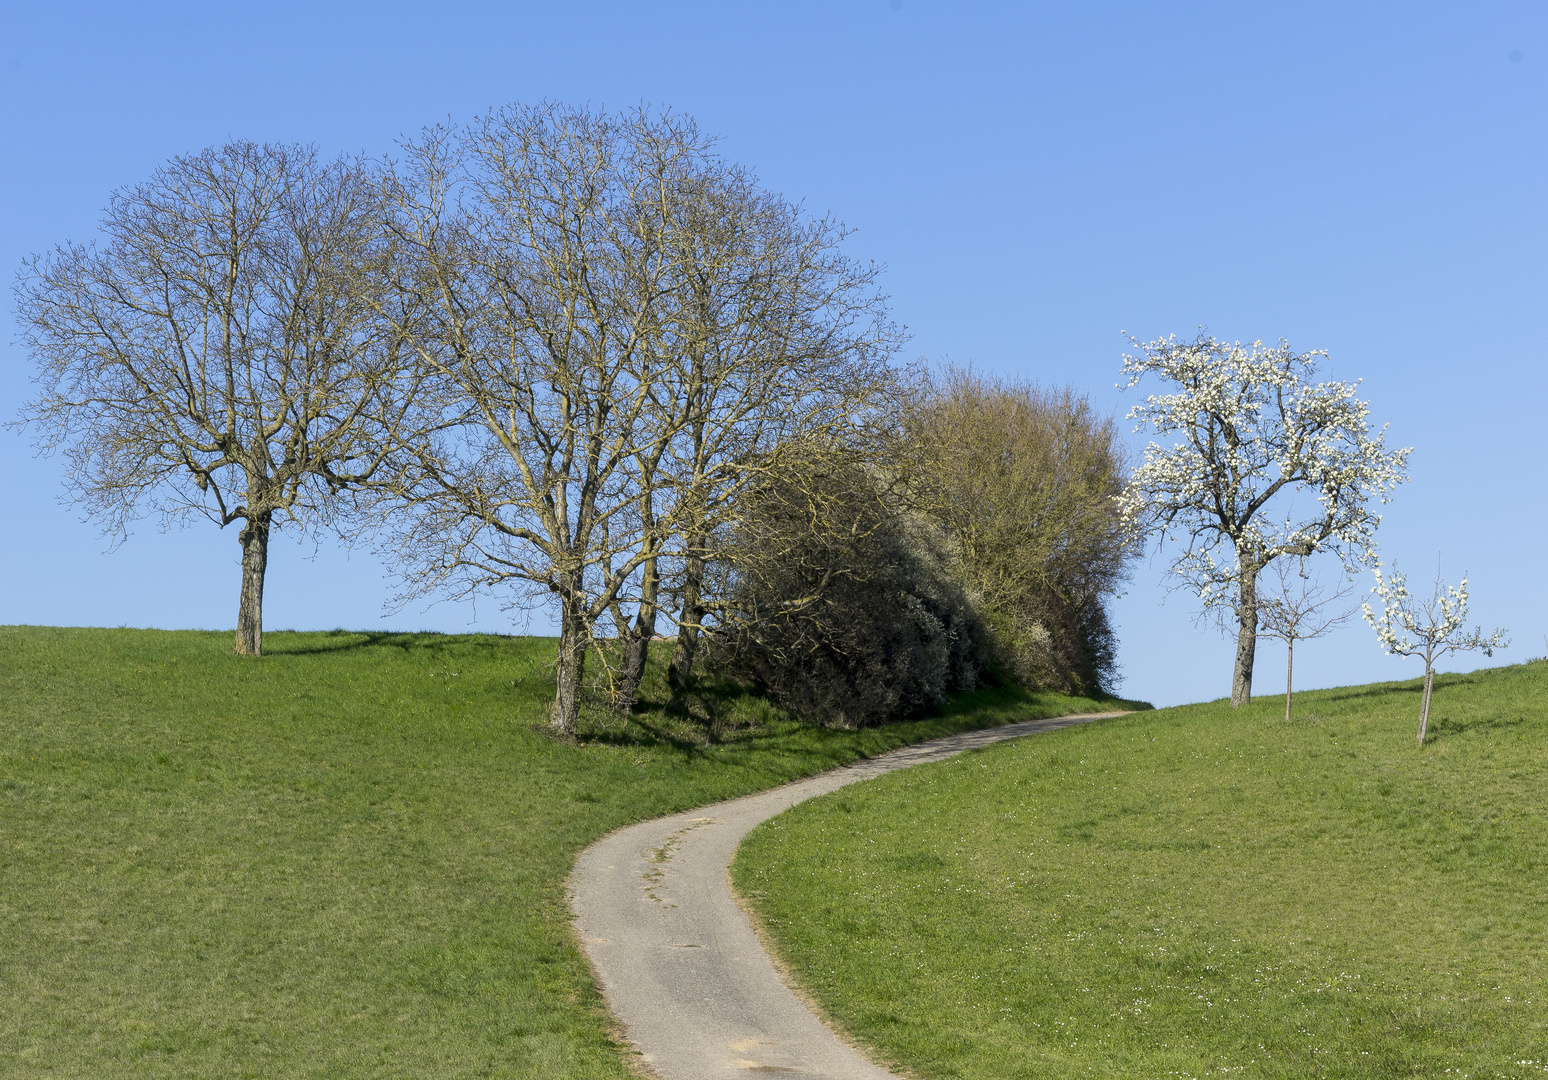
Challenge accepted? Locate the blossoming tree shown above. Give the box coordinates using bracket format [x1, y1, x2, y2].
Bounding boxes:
[1362, 563, 1508, 746]
[1120, 334, 1410, 706]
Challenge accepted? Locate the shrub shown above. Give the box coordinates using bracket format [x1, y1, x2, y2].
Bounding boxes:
[705, 453, 989, 728]
[902, 367, 1134, 694]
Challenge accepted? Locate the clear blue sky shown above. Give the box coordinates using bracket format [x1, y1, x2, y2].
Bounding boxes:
[2, 1, 1542, 706]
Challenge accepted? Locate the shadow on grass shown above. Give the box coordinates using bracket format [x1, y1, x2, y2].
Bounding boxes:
[1426, 712, 1525, 741]
[579, 676, 778, 753]
[1320, 671, 1485, 707]
[263, 630, 546, 658]
[581, 712, 716, 755]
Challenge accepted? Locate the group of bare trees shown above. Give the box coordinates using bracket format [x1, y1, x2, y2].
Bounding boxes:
[16, 105, 902, 734]
[355, 107, 901, 732]
[22, 109, 1484, 740]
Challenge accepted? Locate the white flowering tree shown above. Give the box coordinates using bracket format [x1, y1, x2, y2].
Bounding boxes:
[1362, 563, 1508, 746]
[1120, 334, 1410, 706]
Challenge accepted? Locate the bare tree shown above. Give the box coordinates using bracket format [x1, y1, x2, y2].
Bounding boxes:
[1119, 334, 1410, 706]
[371, 104, 723, 734]
[650, 165, 900, 695]
[367, 103, 902, 733]
[14, 142, 412, 655]
[1255, 556, 1356, 721]
[1362, 560, 1508, 746]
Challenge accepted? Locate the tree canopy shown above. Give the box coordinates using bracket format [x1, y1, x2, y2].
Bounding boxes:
[14, 142, 414, 655]
[1119, 333, 1410, 706]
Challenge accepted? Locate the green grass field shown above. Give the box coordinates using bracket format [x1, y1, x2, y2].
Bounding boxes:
[734, 662, 1548, 1079]
[0, 626, 1132, 1078]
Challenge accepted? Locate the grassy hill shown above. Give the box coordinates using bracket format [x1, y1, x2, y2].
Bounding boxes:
[734, 662, 1548, 1079]
[0, 626, 1134, 1078]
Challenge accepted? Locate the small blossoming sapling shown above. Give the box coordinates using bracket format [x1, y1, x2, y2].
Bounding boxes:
[1361, 562, 1508, 746]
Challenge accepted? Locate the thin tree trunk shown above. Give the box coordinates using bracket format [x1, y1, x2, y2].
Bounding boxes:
[615, 554, 659, 712]
[233, 510, 272, 657]
[668, 538, 705, 691]
[1231, 566, 1260, 708]
[551, 589, 589, 736]
[1416, 666, 1435, 746]
[1284, 637, 1294, 721]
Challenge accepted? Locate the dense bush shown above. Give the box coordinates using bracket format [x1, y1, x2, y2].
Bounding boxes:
[700, 366, 1134, 724]
[705, 454, 989, 728]
[902, 367, 1134, 694]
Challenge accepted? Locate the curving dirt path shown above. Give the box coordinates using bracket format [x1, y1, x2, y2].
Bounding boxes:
[569, 711, 1129, 1078]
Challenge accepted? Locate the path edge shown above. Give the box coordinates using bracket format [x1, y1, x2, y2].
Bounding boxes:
[566, 707, 1135, 1078]
[720, 711, 1131, 1078]
[725, 864, 923, 1078]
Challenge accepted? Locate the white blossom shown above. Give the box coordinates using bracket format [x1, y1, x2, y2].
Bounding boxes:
[1119, 333, 1411, 704]
[1362, 563, 1507, 665]
[1361, 561, 1508, 745]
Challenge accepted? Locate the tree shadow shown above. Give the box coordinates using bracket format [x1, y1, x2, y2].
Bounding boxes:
[1321, 671, 1484, 707]
[1425, 712, 1524, 742]
[580, 676, 776, 752]
[578, 712, 710, 754]
[263, 629, 544, 658]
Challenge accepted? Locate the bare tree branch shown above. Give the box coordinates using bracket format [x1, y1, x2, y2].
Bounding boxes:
[13, 142, 417, 654]
[1256, 556, 1357, 720]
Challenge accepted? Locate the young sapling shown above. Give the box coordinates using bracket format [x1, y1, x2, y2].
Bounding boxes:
[1362, 560, 1508, 746]
[1257, 556, 1357, 721]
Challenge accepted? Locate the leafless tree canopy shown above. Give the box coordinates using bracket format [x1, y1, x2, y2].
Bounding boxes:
[1256, 556, 1356, 720]
[14, 142, 412, 655]
[15, 108, 1139, 733]
[365, 103, 900, 733]
[648, 145, 903, 695]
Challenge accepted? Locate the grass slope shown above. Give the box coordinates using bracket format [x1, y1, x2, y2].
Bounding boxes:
[734, 663, 1548, 1079]
[0, 626, 1135, 1078]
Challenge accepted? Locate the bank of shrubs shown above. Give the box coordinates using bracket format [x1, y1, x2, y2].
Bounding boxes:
[706, 456, 990, 728]
[703, 368, 1134, 726]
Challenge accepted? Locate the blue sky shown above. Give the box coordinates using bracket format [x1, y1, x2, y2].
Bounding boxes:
[2, 1, 1542, 706]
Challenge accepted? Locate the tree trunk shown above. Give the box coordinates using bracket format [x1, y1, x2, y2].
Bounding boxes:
[668, 539, 705, 691]
[1284, 637, 1294, 721]
[233, 510, 272, 657]
[1230, 566, 1260, 708]
[1416, 666, 1435, 746]
[551, 587, 589, 736]
[614, 555, 659, 713]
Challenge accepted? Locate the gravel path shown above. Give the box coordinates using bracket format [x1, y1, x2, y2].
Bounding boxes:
[569, 711, 1129, 1078]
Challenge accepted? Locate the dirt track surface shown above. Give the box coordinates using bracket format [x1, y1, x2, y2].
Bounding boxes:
[569, 711, 1129, 1078]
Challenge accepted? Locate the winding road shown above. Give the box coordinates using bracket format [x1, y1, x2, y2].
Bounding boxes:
[569, 710, 1129, 1078]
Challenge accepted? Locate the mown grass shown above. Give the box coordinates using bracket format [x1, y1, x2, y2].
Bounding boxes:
[0, 626, 1135, 1078]
[734, 662, 1548, 1079]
